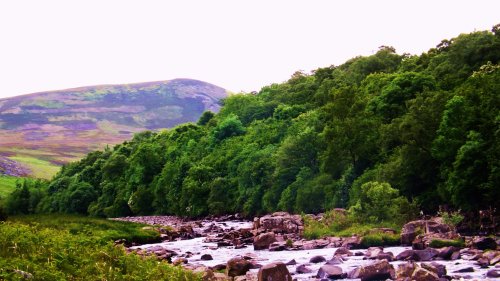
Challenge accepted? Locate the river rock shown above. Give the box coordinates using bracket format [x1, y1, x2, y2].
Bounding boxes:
[427, 262, 447, 277]
[453, 267, 474, 273]
[201, 254, 213, 260]
[309, 255, 326, 263]
[257, 262, 292, 281]
[349, 260, 395, 281]
[327, 256, 344, 265]
[296, 264, 313, 274]
[173, 257, 188, 265]
[375, 252, 394, 261]
[487, 269, 500, 278]
[396, 261, 417, 279]
[268, 242, 286, 251]
[471, 236, 497, 250]
[365, 247, 383, 258]
[396, 249, 439, 261]
[193, 267, 216, 281]
[334, 247, 353, 256]
[316, 265, 344, 279]
[226, 257, 252, 277]
[412, 267, 439, 281]
[436, 246, 460, 260]
[253, 232, 277, 250]
[341, 236, 363, 249]
[255, 212, 303, 234]
[401, 219, 454, 246]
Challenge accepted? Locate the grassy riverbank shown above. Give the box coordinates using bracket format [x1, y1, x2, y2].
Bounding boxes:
[0, 215, 200, 281]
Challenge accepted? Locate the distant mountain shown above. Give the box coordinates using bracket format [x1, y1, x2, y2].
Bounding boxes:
[0, 79, 227, 178]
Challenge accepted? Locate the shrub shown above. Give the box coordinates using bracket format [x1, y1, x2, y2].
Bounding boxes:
[348, 181, 418, 225]
[0, 215, 196, 280]
[438, 209, 464, 228]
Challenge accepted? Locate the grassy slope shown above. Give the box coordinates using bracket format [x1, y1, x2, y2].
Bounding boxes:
[9, 156, 60, 179]
[0, 215, 200, 281]
[0, 79, 226, 179]
[0, 175, 18, 198]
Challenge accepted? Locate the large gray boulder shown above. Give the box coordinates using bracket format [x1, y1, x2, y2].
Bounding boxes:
[254, 212, 303, 234]
[257, 262, 292, 281]
[253, 232, 277, 250]
[348, 260, 395, 281]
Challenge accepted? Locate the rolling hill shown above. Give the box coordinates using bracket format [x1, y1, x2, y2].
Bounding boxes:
[0, 79, 227, 179]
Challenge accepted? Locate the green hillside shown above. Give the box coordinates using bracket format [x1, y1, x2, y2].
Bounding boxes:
[0, 79, 227, 179]
[3, 26, 499, 219]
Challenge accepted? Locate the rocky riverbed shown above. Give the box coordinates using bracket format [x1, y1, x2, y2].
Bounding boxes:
[114, 213, 500, 280]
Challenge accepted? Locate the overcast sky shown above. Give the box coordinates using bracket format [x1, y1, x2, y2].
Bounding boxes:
[0, 0, 498, 98]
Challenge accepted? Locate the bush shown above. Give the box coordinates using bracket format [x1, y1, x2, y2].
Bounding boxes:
[348, 181, 418, 225]
[0, 215, 195, 280]
[437, 209, 464, 228]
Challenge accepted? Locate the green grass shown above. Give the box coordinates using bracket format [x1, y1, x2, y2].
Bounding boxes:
[360, 233, 401, 247]
[303, 210, 402, 246]
[0, 214, 200, 281]
[10, 156, 60, 179]
[10, 214, 162, 244]
[0, 175, 19, 198]
[429, 238, 465, 248]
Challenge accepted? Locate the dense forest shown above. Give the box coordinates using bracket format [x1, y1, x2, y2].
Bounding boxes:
[3, 26, 499, 220]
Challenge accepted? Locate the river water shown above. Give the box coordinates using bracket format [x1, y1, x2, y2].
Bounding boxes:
[131, 219, 499, 280]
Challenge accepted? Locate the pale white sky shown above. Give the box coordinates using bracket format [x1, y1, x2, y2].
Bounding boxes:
[0, 0, 498, 98]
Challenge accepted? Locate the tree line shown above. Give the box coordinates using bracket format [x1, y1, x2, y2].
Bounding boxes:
[2, 26, 499, 221]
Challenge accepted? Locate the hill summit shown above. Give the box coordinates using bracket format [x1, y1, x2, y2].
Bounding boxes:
[0, 79, 227, 178]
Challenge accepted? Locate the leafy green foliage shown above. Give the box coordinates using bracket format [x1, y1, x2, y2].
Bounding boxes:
[14, 26, 499, 218]
[0, 215, 198, 280]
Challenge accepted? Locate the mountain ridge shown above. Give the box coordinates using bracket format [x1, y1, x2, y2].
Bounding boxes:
[0, 78, 227, 178]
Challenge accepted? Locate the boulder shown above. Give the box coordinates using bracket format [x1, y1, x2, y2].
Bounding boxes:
[375, 252, 394, 261]
[309, 255, 326, 263]
[412, 267, 439, 281]
[428, 262, 447, 277]
[327, 256, 344, 265]
[173, 258, 188, 265]
[365, 247, 384, 258]
[193, 267, 216, 281]
[471, 236, 497, 250]
[348, 260, 395, 281]
[341, 236, 363, 249]
[296, 264, 313, 274]
[334, 247, 353, 256]
[257, 262, 292, 281]
[253, 232, 277, 250]
[396, 249, 439, 261]
[201, 254, 213, 261]
[268, 242, 286, 251]
[316, 265, 344, 280]
[226, 257, 252, 277]
[487, 269, 500, 278]
[437, 246, 460, 260]
[255, 212, 303, 234]
[400, 219, 454, 246]
[453, 267, 474, 273]
[396, 261, 417, 279]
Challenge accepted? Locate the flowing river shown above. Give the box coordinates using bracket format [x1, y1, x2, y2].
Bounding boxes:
[128, 219, 499, 280]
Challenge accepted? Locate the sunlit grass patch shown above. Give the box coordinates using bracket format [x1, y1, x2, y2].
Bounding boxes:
[0, 175, 19, 198]
[9, 156, 60, 179]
